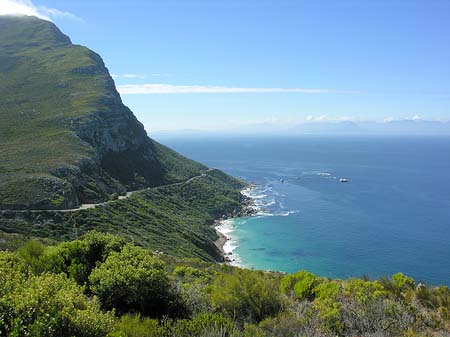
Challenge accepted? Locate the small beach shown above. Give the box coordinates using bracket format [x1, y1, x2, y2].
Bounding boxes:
[215, 219, 241, 266]
[214, 185, 261, 266]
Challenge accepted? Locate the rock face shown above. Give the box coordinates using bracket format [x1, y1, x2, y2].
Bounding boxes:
[0, 16, 205, 210]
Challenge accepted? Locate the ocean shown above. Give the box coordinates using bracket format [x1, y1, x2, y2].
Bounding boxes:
[156, 135, 450, 285]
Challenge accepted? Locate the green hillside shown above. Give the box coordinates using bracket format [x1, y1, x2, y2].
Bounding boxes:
[0, 169, 249, 262]
[0, 16, 206, 210]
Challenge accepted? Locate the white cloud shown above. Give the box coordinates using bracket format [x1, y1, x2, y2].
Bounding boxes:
[122, 73, 146, 79]
[0, 0, 44, 18]
[305, 115, 353, 122]
[306, 115, 330, 122]
[39, 7, 81, 21]
[383, 115, 423, 122]
[0, 0, 81, 21]
[111, 73, 147, 79]
[117, 83, 360, 95]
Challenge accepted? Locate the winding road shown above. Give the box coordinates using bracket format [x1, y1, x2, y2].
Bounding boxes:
[4, 169, 213, 213]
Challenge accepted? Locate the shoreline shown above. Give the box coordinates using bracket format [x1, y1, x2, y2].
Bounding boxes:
[214, 225, 228, 257]
[214, 218, 238, 265]
[214, 184, 258, 265]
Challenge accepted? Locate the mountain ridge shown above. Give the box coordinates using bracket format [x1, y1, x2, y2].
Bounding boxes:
[0, 16, 208, 210]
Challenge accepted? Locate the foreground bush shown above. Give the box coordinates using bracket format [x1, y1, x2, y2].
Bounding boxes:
[17, 231, 126, 286]
[280, 270, 319, 301]
[108, 315, 162, 337]
[2, 233, 450, 336]
[89, 244, 176, 316]
[209, 269, 282, 324]
[109, 313, 239, 337]
[0, 253, 114, 337]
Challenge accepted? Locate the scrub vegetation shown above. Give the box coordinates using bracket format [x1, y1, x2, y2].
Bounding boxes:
[0, 232, 449, 337]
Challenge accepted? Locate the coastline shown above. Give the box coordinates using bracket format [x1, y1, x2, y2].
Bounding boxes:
[214, 185, 257, 265]
[214, 229, 228, 257]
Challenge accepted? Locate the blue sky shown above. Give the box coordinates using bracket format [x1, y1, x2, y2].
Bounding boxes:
[2, 0, 450, 131]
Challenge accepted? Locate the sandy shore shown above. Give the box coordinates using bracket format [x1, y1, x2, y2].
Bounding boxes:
[214, 185, 258, 264]
[214, 222, 228, 257]
[214, 219, 237, 265]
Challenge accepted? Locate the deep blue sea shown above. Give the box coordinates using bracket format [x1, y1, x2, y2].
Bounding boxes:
[157, 135, 450, 285]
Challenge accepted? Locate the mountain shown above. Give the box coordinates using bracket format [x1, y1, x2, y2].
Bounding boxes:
[0, 16, 207, 210]
[292, 120, 450, 135]
[362, 119, 450, 135]
[151, 120, 450, 138]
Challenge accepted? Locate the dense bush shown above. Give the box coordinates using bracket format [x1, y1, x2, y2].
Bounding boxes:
[16, 240, 45, 272]
[0, 252, 114, 337]
[109, 313, 239, 337]
[280, 270, 319, 301]
[392, 272, 416, 290]
[171, 313, 240, 337]
[209, 269, 282, 324]
[16, 231, 126, 286]
[89, 244, 175, 316]
[1, 234, 450, 337]
[108, 315, 162, 337]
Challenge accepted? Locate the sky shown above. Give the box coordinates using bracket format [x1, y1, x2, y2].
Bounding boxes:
[1, 0, 450, 132]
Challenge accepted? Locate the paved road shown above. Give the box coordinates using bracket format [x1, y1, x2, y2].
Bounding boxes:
[4, 169, 213, 213]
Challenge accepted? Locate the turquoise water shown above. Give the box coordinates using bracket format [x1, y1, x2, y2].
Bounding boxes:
[157, 135, 450, 285]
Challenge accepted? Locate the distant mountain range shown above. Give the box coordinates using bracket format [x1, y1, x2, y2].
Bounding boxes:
[151, 120, 450, 138]
[293, 120, 450, 135]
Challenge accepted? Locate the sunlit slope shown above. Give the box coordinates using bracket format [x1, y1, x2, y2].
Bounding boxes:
[0, 16, 207, 209]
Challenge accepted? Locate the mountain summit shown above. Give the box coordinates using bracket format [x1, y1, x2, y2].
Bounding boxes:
[0, 16, 206, 210]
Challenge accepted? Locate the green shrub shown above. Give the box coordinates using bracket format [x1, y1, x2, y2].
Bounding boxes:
[392, 273, 415, 290]
[344, 278, 387, 304]
[16, 240, 46, 272]
[2, 234, 449, 336]
[172, 313, 239, 337]
[0, 251, 29, 294]
[38, 231, 126, 285]
[174, 266, 209, 280]
[257, 313, 307, 337]
[1, 272, 114, 337]
[280, 270, 318, 301]
[416, 285, 450, 326]
[89, 244, 175, 316]
[0, 251, 29, 334]
[312, 281, 342, 327]
[210, 269, 281, 323]
[109, 315, 163, 337]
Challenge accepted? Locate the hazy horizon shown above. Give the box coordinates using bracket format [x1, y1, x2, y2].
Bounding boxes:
[150, 118, 450, 137]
